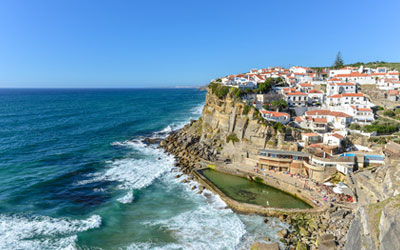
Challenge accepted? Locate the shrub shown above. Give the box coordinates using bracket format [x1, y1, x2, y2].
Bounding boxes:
[230, 87, 243, 99]
[243, 105, 251, 115]
[377, 106, 384, 111]
[226, 133, 240, 144]
[362, 120, 400, 134]
[384, 110, 395, 117]
[208, 82, 230, 99]
[349, 123, 361, 130]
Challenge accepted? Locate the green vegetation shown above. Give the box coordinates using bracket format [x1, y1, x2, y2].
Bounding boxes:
[333, 51, 344, 69]
[362, 119, 400, 134]
[270, 99, 288, 111]
[383, 110, 395, 117]
[257, 78, 274, 93]
[243, 105, 251, 115]
[382, 108, 400, 121]
[349, 123, 361, 130]
[273, 121, 286, 133]
[230, 87, 243, 99]
[208, 82, 230, 99]
[226, 133, 240, 144]
[344, 61, 400, 72]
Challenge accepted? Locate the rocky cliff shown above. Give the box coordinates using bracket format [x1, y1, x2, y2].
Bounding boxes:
[345, 163, 400, 250]
[184, 88, 301, 164]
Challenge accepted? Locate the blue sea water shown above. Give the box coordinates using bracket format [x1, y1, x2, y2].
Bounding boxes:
[0, 88, 287, 250]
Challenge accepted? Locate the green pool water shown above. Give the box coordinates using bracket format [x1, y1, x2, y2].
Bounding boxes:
[201, 169, 312, 209]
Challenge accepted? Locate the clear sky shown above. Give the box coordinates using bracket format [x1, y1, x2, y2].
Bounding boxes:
[0, 0, 399, 88]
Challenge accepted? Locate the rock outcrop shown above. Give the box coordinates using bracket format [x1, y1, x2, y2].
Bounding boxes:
[345, 163, 400, 250]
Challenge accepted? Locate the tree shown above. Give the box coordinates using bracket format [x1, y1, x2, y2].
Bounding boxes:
[258, 78, 274, 93]
[333, 51, 344, 69]
[270, 99, 288, 111]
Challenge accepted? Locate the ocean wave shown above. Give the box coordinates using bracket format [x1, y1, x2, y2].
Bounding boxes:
[117, 190, 134, 204]
[0, 214, 101, 250]
[78, 140, 175, 204]
[190, 103, 204, 115]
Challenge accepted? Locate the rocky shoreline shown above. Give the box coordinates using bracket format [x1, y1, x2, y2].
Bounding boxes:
[158, 122, 354, 250]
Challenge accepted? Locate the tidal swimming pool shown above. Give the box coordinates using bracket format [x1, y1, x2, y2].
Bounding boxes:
[200, 169, 312, 209]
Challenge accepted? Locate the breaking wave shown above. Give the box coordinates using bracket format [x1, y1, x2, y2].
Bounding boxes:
[0, 214, 101, 250]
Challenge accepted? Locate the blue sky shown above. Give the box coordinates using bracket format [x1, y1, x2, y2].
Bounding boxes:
[0, 0, 399, 88]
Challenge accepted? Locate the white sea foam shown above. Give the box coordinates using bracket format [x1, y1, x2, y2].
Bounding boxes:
[117, 190, 134, 204]
[137, 172, 247, 250]
[190, 103, 204, 115]
[78, 139, 175, 204]
[0, 214, 101, 250]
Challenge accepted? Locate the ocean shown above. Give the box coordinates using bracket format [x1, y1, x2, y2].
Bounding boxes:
[0, 88, 287, 250]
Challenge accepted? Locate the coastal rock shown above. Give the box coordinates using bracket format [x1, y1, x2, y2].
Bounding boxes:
[277, 229, 288, 238]
[250, 242, 279, 250]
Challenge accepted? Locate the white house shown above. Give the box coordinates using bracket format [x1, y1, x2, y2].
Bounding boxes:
[302, 132, 322, 144]
[329, 67, 356, 78]
[327, 93, 371, 108]
[260, 110, 290, 124]
[348, 106, 374, 124]
[327, 82, 356, 96]
[284, 92, 308, 107]
[295, 116, 328, 133]
[304, 109, 353, 130]
[290, 66, 313, 74]
[308, 89, 324, 105]
[298, 83, 313, 93]
[323, 133, 345, 147]
[335, 73, 376, 85]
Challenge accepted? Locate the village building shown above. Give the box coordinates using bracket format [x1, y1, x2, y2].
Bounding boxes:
[327, 93, 371, 108]
[302, 109, 353, 130]
[323, 133, 345, 147]
[284, 92, 308, 107]
[348, 106, 375, 124]
[260, 110, 290, 124]
[307, 89, 324, 105]
[256, 149, 310, 174]
[297, 83, 313, 93]
[327, 82, 357, 96]
[387, 90, 400, 102]
[295, 116, 328, 133]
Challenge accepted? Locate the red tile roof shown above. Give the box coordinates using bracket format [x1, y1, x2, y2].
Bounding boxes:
[305, 109, 352, 118]
[261, 110, 290, 117]
[329, 93, 364, 98]
[331, 133, 344, 139]
[286, 92, 308, 96]
[303, 132, 319, 137]
[309, 89, 323, 94]
[313, 118, 327, 123]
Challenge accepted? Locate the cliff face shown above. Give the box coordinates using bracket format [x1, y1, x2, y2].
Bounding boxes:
[192, 89, 300, 165]
[345, 163, 400, 250]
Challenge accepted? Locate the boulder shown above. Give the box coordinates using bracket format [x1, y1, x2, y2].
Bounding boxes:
[277, 229, 288, 238]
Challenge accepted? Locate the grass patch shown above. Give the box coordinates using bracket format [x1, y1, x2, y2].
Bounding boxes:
[226, 133, 240, 144]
